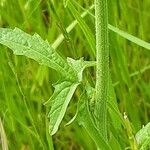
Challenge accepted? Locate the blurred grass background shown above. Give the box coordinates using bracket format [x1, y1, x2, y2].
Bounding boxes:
[0, 0, 150, 149]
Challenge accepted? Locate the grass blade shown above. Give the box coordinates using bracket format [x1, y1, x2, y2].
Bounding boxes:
[67, 1, 95, 57]
[108, 24, 150, 51]
[52, 4, 94, 50]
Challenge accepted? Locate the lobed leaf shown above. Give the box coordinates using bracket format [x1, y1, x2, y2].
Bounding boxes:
[49, 58, 96, 135]
[0, 27, 75, 80]
[0, 28, 96, 136]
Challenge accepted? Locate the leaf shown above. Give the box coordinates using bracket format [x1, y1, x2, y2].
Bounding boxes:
[53, 1, 150, 52]
[49, 58, 95, 135]
[67, 57, 96, 82]
[108, 77, 124, 129]
[49, 80, 79, 135]
[77, 89, 112, 150]
[108, 24, 150, 51]
[0, 28, 75, 80]
[135, 122, 150, 149]
[52, 2, 150, 53]
[65, 110, 78, 126]
[52, 4, 94, 50]
[0, 28, 93, 135]
[67, 1, 95, 57]
[0, 28, 96, 136]
[76, 83, 125, 149]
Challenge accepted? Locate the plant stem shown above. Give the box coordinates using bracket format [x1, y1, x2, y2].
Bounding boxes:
[95, 0, 109, 140]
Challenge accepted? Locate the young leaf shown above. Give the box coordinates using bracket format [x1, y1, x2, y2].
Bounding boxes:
[67, 57, 96, 82]
[0, 27, 75, 80]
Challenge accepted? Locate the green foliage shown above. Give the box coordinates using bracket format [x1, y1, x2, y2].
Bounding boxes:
[67, 1, 95, 57]
[0, 0, 150, 149]
[136, 122, 150, 149]
[108, 25, 150, 51]
[77, 87, 112, 150]
[48, 81, 79, 135]
[0, 28, 75, 80]
[0, 28, 97, 137]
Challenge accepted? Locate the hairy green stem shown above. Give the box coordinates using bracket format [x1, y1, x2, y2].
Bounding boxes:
[95, 0, 109, 140]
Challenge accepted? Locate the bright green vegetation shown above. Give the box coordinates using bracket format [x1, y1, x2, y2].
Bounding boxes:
[0, 0, 150, 150]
